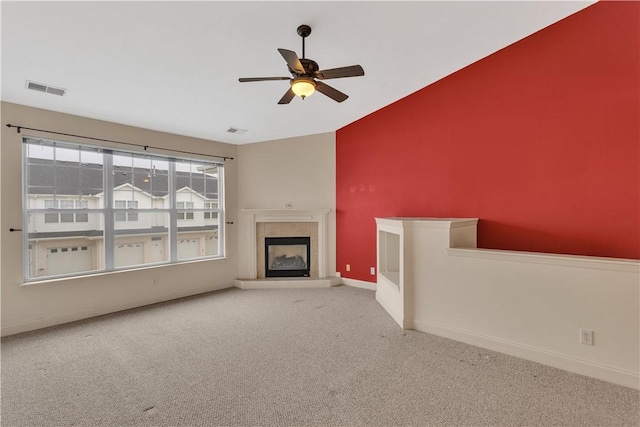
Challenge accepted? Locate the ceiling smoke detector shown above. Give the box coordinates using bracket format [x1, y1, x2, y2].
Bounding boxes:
[25, 80, 66, 96]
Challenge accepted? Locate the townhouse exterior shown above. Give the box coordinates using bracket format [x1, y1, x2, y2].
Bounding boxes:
[27, 155, 220, 277]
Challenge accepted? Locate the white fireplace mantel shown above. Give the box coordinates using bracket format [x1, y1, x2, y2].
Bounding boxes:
[240, 209, 330, 279]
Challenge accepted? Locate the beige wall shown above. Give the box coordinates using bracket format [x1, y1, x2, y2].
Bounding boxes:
[237, 132, 337, 276]
[1, 102, 239, 336]
[436, 250, 640, 389]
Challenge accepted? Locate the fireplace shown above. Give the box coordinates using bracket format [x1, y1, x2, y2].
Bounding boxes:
[265, 237, 311, 278]
[240, 209, 329, 280]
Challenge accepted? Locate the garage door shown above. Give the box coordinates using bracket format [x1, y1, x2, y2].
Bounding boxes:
[115, 242, 144, 267]
[178, 238, 200, 260]
[205, 235, 218, 256]
[47, 246, 92, 276]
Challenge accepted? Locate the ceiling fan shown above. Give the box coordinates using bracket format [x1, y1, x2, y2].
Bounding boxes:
[239, 25, 365, 104]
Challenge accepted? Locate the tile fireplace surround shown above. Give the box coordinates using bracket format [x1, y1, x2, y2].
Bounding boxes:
[235, 209, 340, 289]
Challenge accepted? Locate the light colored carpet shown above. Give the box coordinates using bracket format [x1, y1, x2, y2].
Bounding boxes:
[1, 285, 638, 426]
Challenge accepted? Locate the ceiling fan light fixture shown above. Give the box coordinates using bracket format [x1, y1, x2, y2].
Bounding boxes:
[291, 77, 316, 99]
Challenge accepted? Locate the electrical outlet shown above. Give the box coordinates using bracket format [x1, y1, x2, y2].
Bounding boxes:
[346, 264, 350, 272]
[370, 267, 376, 275]
[580, 328, 593, 345]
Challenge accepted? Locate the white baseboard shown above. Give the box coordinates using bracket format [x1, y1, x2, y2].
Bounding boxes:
[341, 277, 376, 291]
[1, 282, 235, 337]
[413, 319, 639, 390]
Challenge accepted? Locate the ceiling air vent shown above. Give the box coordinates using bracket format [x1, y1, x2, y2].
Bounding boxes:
[227, 128, 247, 135]
[26, 80, 66, 96]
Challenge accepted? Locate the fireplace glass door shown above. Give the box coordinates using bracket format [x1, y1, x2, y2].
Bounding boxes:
[265, 237, 311, 277]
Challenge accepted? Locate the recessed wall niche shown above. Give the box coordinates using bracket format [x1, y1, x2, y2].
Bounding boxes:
[378, 229, 400, 287]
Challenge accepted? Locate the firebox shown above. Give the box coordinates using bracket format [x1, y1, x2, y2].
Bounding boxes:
[265, 236, 311, 278]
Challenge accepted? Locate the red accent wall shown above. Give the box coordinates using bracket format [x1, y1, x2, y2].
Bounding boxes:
[336, 1, 640, 282]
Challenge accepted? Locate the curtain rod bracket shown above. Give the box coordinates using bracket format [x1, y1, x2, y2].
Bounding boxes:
[7, 124, 21, 133]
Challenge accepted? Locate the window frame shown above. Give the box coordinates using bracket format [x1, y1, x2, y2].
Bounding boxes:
[23, 137, 225, 281]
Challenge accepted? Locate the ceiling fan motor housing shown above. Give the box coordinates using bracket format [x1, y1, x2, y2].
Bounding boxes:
[297, 59, 319, 76]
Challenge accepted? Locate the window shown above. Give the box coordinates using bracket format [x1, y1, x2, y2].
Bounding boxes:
[75, 200, 89, 223]
[44, 200, 59, 223]
[24, 137, 224, 280]
[204, 202, 218, 220]
[127, 201, 139, 221]
[177, 202, 194, 220]
[44, 199, 90, 223]
[60, 200, 75, 223]
[115, 200, 138, 222]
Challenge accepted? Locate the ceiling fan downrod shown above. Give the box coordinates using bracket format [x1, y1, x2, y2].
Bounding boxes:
[297, 25, 311, 59]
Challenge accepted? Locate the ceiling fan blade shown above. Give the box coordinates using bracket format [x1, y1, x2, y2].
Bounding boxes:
[278, 48, 305, 74]
[315, 81, 348, 103]
[239, 77, 290, 82]
[278, 87, 296, 104]
[316, 65, 365, 80]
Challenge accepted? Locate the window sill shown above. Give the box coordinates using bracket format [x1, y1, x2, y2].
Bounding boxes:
[20, 256, 228, 287]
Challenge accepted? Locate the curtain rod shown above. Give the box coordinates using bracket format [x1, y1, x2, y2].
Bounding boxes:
[5, 124, 234, 161]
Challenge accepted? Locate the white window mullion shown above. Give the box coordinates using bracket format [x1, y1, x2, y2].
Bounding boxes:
[104, 152, 114, 270]
[169, 161, 177, 262]
[22, 143, 30, 280]
[218, 166, 225, 257]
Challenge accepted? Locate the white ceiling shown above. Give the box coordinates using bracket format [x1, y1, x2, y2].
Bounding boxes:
[1, 1, 594, 145]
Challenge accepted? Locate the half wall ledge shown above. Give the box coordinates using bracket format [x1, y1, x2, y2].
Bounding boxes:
[374, 217, 640, 390]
